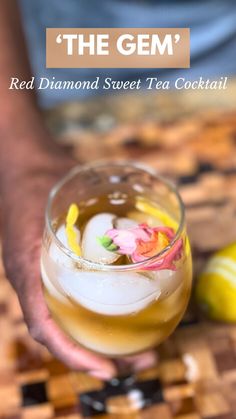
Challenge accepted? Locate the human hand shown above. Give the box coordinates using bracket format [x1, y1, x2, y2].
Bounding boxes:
[1, 147, 119, 379]
[1, 146, 157, 380]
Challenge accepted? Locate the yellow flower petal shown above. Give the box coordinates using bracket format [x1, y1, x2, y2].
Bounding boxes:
[135, 196, 178, 230]
[65, 203, 81, 256]
[66, 203, 79, 226]
[66, 225, 81, 256]
[158, 231, 170, 249]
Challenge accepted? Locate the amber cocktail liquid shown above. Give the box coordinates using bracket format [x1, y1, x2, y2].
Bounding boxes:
[41, 162, 192, 357]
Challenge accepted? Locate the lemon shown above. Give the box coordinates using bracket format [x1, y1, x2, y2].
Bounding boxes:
[196, 243, 236, 322]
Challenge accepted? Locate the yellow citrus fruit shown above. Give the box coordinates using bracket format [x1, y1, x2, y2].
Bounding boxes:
[196, 243, 236, 322]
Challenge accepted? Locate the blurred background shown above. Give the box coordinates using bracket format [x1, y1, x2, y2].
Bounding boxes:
[1, 1, 236, 418]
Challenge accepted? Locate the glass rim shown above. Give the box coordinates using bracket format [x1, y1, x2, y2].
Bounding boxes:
[45, 160, 185, 272]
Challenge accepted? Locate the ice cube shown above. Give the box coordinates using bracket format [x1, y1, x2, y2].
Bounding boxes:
[113, 217, 138, 229]
[42, 232, 72, 301]
[56, 270, 161, 316]
[57, 224, 69, 245]
[82, 213, 120, 264]
[41, 258, 68, 303]
[147, 268, 182, 299]
[49, 225, 78, 267]
[57, 223, 81, 250]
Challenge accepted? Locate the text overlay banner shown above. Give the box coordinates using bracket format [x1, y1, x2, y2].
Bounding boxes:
[46, 28, 190, 68]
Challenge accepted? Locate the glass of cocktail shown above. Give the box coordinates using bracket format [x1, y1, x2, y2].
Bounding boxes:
[41, 160, 192, 413]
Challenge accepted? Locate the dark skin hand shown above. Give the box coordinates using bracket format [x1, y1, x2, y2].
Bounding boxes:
[1, 151, 116, 379]
[0, 0, 157, 379]
[1, 148, 157, 379]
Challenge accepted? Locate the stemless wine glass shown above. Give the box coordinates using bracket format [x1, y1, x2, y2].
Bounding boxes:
[41, 160, 192, 414]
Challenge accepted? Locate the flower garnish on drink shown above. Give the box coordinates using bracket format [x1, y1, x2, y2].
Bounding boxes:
[65, 203, 81, 256]
[99, 223, 183, 270]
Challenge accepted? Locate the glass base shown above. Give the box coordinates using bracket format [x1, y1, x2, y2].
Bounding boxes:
[79, 374, 163, 417]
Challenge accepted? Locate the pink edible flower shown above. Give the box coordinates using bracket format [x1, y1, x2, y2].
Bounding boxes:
[132, 237, 183, 270]
[100, 222, 183, 271]
[106, 224, 150, 255]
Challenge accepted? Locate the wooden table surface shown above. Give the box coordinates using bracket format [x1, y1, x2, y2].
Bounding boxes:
[1, 84, 236, 418]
